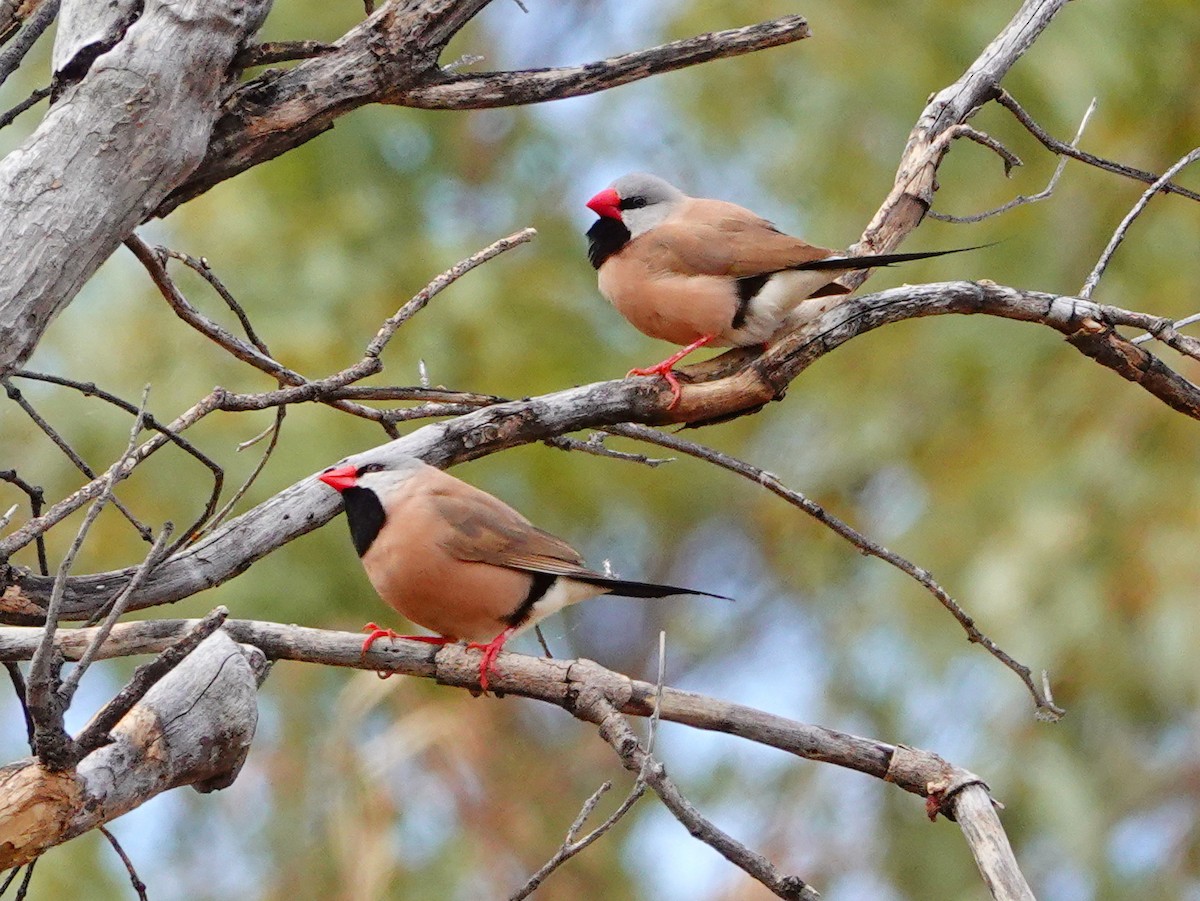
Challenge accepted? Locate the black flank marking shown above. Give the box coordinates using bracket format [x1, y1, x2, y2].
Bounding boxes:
[342, 487, 386, 557]
[503, 572, 559, 629]
[586, 217, 631, 270]
[733, 274, 771, 329]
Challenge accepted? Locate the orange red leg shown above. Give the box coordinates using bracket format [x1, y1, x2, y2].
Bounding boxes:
[466, 627, 516, 692]
[628, 335, 716, 409]
[360, 622, 452, 679]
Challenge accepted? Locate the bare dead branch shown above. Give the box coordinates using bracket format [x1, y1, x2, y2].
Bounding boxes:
[8, 281, 1200, 630]
[73, 605, 228, 757]
[2, 378, 153, 543]
[0, 628, 261, 869]
[0, 0, 270, 376]
[1101, 307, 1200, 361]
[930, 98, 1096, 223]
[0, 0, 56, 87]
[950, 785, 1036, 901]
[156, 248, 277, 355]
[1130, 311, 1200, 350]
[127, 228, 535, 433]
[234, 40, 336, 69]
[65, 524, 173, 698]
[844, 0, 1073, 278]
[6, 371, 222, 552]
[394, 15, 812, 109]
[510, 778, 645, 901]
[544, 434, 672, 467]
[1080, 147, 1200, 299]
[0, 470, 46, 575]
[26, 387, 151, 769]
[511, 632, 668, 899]
[364, 227, 538, 357]
[0, 84, 49, 130]
[156, 12, 812, 214]
[604, 423, 1063, 717]
[570, 687, 818, 901]
[3, 662, 32, 751]
[0, 389, 227, 560]
[996, 89, 1200, 204]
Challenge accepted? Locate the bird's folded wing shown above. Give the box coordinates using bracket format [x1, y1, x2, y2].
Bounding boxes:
[645, 204, 836, 278]
[431, 490, 590, 575]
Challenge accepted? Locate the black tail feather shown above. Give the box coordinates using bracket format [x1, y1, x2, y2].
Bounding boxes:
[793, 243, 988, 271]
[575, 575, 733, 601]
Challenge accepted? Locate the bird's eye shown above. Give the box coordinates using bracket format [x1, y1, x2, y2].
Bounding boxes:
[620, 196, 648, 210]
[358, 462, 385, 474]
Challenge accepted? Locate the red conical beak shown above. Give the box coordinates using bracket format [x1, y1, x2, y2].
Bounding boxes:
[586, 188, 622, 220]
[318, 464, 358, 492]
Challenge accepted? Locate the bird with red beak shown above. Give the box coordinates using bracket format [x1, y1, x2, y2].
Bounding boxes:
[586, 172, 977, 407]
[319, 456, 728, 690]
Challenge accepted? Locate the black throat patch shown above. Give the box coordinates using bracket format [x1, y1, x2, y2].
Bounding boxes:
[342, 487, 386, 557]
[586, 217, 631, 270]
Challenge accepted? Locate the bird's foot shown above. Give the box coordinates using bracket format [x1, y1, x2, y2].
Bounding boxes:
[466, 627, 515, 693]
[627, 335, 716, 410]
[627, 362, 683, 408]
[360, 623, 451, 679]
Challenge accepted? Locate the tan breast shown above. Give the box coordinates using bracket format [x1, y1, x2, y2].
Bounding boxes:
[362, 488, 536, 642]
[598, 251, 740, 347]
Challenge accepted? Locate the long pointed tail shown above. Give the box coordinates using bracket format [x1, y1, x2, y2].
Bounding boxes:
[573, 575, 732, 601]
[794, 244, 987, 271]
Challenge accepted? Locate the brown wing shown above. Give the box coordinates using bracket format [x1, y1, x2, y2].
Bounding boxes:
[640, 198, 836, 278]
[429, 480, 598, 577]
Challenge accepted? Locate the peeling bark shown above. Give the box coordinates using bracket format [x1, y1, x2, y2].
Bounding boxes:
[0, 632, 263, 869]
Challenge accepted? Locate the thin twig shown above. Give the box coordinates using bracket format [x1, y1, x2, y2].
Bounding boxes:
[510, 632, 670, 899]
[2, 379, 153, 542]
[0, 84, 50, 129]
[604, 423, 1064, 719]
[545, 433, 672, 467]
[571, 688, 818, 901]
[73, 606, 228, 756]
[11, 861, 34, 901]
[1131, 311, 1200, 348]
[4, 662, 33, 751]
[363, 227, 537, 358]
[0, 863, 23, 896]
[996, 89, 1200, 204]
[27, 387, 152, 769]
[66, 524, 173, 697]
[98, 827, 148, 901]
[0, 470, 47, 574]
[9, 370, 224, 553]
[930, 98, 1096, 223]
[1080, 147, 1200, 299]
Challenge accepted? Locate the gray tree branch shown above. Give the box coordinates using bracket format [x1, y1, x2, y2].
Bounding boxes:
[0, 630, 264, 869]
[0, 0, 270, 376]
[0, 618, 1024, 897]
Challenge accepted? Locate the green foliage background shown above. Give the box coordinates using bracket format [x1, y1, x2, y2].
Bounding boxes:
[2, 1, 1199, 898]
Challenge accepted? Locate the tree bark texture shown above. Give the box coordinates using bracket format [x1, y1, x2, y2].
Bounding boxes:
[0, 0, 269, 376]
[0, 631, 263, 869]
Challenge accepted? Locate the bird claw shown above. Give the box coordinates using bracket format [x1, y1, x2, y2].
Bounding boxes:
[466, 627, 515, 693]
[360, 623, 452, 679]
[627, 364, 683, 409]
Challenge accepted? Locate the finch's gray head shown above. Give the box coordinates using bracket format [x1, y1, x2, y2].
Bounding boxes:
[588, 172, 688, 239]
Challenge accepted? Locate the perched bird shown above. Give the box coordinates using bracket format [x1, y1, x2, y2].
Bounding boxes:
[586, 172, 976, 407]
[318, 456, 728, 690]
